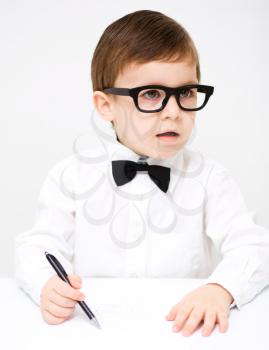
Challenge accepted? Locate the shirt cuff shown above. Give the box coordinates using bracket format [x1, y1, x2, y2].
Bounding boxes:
[15, 268, 55, 306]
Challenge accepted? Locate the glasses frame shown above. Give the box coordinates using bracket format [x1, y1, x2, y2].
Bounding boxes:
[103, 84, 214, 113]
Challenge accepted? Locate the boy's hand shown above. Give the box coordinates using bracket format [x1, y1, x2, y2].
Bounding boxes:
[165, 283, 234, 337]
[40, 274, 85, 325]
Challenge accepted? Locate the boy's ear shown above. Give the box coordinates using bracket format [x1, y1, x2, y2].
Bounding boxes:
[92, 91, 114, 122]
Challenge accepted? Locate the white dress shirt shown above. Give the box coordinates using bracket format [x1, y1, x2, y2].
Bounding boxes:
[14, 123, 269, 310]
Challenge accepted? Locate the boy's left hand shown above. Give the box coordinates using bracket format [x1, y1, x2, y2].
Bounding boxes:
[165, 283, 234, 337]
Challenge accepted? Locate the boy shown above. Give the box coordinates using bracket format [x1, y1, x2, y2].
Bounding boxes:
[15, 10, 269, 337]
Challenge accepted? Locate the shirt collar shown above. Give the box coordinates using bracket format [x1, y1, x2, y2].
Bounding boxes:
[106, 127, 184, 172]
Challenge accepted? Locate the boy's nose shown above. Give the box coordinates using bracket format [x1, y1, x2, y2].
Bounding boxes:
[160, 94, 183, 120]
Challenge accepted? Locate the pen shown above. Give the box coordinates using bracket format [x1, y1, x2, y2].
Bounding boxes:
[44, 251, 101, 329]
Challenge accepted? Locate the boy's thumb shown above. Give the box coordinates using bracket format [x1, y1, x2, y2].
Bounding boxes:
[68, 274, 82, 289]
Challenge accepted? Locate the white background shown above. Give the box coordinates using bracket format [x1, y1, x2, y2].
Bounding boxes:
[1, 0, 268, 276]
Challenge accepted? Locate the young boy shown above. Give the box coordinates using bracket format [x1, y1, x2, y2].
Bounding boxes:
[15, 10, 269, 337]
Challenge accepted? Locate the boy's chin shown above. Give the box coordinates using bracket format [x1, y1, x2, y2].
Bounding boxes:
[151, 148, 181, 160]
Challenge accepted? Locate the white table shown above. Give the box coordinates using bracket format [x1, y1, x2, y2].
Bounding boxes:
[1, 278, 268, 350]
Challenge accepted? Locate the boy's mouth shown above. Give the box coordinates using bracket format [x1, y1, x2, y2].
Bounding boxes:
[157, 131, 178, 136]
[156, 131, 179, 141]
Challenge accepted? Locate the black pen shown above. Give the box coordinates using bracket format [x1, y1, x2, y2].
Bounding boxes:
[44, 251, 101, 329]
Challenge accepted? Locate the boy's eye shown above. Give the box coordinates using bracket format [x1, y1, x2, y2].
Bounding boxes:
[179, 88, 195, 98]
[140, 89, 162, 99]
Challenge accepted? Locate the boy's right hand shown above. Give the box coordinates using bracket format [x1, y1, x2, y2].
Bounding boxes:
[40, 274, 85, 325]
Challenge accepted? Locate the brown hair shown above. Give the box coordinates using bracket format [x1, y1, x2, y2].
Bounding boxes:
[91, 10, 200, 92]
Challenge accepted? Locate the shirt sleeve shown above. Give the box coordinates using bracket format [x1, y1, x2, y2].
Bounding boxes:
[14, 158, 76, 306]
[203, 163, 269, 310]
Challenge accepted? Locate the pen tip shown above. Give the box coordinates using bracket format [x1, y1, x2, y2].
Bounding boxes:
[91, 317, 102, 330]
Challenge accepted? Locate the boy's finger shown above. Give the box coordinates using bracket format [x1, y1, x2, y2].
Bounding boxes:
[42, 310, 65, 325]
[165, 303, 179, 321]
[54, 278, 85, 301]
[217, 312, 229, 333]
[182, 308, 204, 336]
[46, 300, 75, 318]
[202, 311, 217, 336]
[68, 274, 82, 288]
[172, 306, 192, 332]
[50, 290, 77, 308]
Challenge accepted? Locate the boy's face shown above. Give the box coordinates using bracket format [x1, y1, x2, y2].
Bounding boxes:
[93, 60, 198, 160]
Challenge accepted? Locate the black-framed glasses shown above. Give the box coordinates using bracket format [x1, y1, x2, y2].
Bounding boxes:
[103, 84, 214, 113]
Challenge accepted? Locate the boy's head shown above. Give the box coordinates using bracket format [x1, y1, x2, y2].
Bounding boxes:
[91, 10, 211, 160]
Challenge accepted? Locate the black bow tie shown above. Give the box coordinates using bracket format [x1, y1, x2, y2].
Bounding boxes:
[111, 160, 170, 193]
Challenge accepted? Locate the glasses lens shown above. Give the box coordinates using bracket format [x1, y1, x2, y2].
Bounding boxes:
[179, 87, 206, 110]
[137, 88, 166, 111]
